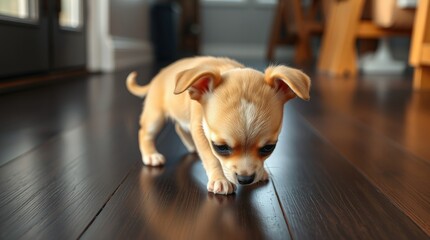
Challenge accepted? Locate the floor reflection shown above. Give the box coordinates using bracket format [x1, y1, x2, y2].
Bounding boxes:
[405, 92, 430, 161]
[137, 154, 275, 240]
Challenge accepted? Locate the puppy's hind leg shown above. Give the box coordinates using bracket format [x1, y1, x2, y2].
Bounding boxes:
[175, 124, 196, 153]
[139, 107, 166, 166]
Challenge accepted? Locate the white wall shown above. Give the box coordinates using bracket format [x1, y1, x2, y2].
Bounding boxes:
[87, 0, 153, 72]
[109, 0, 151, 40]
[109, 0, 153, 70]
[201, 1, 293, 60]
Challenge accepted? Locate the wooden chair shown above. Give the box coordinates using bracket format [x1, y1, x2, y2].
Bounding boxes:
[409, 0, 430, 90]
[266, 0, 329, 64]
[317, 0, 412, 76]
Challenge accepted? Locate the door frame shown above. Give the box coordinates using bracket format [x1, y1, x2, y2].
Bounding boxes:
[87, 0, 113, 72]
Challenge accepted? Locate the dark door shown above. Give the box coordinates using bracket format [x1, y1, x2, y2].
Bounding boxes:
[0, 0, 86, 78]
[51, 0, 86, 69]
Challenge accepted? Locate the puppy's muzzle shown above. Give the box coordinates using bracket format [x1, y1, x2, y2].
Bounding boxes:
[236, 173, 255, 185]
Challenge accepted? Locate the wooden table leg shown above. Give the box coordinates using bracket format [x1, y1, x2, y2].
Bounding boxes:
[409, 0, 430, 90]
[317, 0, 365, 76]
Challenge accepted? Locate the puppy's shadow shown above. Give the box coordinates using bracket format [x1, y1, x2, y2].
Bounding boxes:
[137, 153, 268, 240]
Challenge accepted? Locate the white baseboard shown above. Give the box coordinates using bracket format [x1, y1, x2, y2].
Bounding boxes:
[201, 43, 294, 60]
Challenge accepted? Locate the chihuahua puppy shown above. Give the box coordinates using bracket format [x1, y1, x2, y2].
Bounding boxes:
[126, 56, 310, 195]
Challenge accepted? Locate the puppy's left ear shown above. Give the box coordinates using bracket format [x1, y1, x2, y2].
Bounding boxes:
[174, 66, 221, 101]
[264, 65, 311, 102]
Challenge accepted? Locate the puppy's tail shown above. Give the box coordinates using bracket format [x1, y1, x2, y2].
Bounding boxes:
[126, 71, 150, 98]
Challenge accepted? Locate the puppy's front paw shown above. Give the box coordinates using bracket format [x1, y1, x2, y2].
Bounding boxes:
[207, 177, 236, 195]
[143, 153, 165, 166]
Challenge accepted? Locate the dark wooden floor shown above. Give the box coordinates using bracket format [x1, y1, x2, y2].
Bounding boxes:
[0, 61, 429, 240]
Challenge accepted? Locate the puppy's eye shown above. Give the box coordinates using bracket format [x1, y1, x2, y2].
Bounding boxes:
[259, 144, 276, 156]
[212, 143, 232, 156]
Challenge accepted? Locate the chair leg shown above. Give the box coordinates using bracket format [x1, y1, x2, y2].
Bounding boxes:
[291, 0, 313, 64]
[267, 0, 286, 61]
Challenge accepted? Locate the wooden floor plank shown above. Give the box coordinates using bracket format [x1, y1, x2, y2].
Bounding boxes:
[1, 61, 428, 240]
[310, 75, 430, 164]
[0, 75, 91, 166]
[0, 70, 151, 239]
[0, 70, 150, 167]
[0, 111, 139, 239]
[266, 106, 428, 239]
[291, 91, 430, 236]
[81, 126, 291, 240]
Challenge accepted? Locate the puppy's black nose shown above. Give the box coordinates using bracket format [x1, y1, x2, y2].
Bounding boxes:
[236, 173, 255, 185]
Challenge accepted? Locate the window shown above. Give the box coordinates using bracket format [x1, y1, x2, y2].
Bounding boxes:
[59, 0, 83, 29]
[0, 0, 38, 22]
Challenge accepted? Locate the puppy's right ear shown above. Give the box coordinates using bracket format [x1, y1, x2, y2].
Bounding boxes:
[174, 66, 221, 101]
[264, 65, 311, 102]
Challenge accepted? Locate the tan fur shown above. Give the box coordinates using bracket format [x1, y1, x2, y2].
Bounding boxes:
[126, 56, 311, 195]
[126, 71, 150, 98]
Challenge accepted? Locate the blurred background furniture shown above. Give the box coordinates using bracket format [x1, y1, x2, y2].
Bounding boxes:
[150, 0, 200, 63]
[409, 0, 430, 90]
[178, 0, 200, 55]
[267, 0, 330, 64]
[317, 0, 414, 76]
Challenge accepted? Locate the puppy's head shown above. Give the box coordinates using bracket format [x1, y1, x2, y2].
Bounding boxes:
[175, 65, 310, 185]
